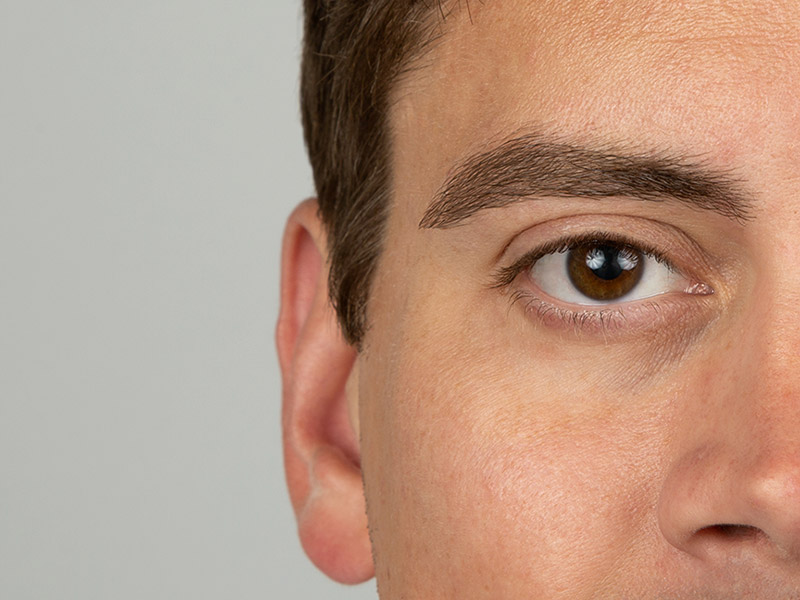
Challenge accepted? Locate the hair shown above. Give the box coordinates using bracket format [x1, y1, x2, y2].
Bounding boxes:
[300, 0, 444, 347]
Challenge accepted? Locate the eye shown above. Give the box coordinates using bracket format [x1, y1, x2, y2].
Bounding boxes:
[530, 239, 687, 305]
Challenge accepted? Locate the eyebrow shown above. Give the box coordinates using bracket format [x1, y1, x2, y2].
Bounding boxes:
[418, 132, 753, 229]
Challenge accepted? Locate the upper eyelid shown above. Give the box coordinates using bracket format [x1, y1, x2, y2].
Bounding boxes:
[492, 212, 718, 266]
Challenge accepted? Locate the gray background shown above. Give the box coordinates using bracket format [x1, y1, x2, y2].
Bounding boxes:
[1, 1, 377, 598]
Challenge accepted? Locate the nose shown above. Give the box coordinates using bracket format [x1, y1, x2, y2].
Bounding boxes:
[657, 327, 800, 566]
[658, 435, 800, 563]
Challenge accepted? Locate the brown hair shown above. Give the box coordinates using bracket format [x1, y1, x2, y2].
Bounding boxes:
[300, 0, 443, 347]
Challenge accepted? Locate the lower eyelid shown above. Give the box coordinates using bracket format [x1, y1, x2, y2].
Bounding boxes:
[509, 289, 714, 339]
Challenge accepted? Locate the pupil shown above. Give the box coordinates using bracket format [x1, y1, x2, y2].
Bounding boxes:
[585, 245, 624, 281]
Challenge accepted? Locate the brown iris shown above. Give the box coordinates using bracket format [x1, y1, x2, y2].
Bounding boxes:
[567, 242, 644, 300]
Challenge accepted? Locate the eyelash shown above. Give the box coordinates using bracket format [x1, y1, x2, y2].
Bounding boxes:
[492, 231, 687, 333]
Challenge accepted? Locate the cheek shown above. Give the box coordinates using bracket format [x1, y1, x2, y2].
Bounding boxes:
[359, 330, 669, 597]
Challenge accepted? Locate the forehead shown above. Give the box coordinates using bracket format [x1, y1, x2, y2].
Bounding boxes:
[390, 0, 800, 204]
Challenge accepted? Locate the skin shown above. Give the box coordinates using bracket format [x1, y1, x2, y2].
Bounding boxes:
[279, 1, 800, 597]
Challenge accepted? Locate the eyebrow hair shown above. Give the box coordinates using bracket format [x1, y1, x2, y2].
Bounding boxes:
[418, 132, 753, 229]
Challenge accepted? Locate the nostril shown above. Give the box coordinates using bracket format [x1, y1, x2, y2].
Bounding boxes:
[699, 524, 764, 541]
[678, 523, 774, 562]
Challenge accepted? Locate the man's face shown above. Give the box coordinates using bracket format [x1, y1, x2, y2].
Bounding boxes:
[356, 0, 800, 596]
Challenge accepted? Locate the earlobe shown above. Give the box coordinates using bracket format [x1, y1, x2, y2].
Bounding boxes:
[276, 199, 374, 584]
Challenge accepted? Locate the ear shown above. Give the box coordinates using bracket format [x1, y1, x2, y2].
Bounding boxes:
[276, 198, 373, 584]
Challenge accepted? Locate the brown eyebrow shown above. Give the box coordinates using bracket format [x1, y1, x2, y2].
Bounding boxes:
[418, 132, 753, 229]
